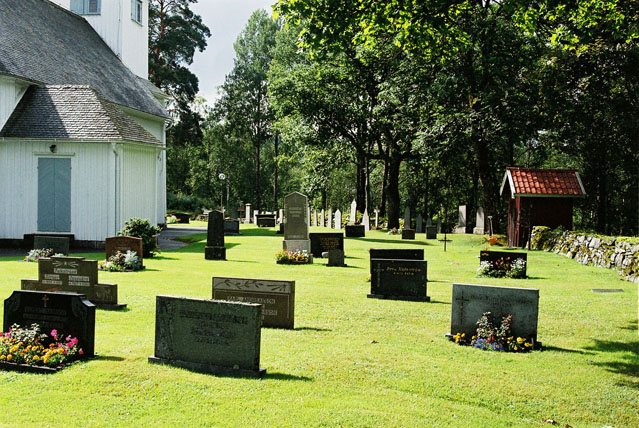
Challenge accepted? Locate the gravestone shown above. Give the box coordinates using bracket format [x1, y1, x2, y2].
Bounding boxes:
[309, 233, 344, 258]
[345, 224, 365, 238]
[205, 210, 226, 260]
[349, 200, 357, 224]
[4, 290, 95, 357]
[283, 192, 310, 253]
[327, 249, 346, 267]
[148, 296, 265, 377]
[437, 219, 442, 234]
[374, 209, 379, 229]
[425, 226, 437, 239]
[277, 223, 284, 234]
[369, 248, 424, 275]
[327, 208, 332, 228]
[21, 256, 124, 309]
[416, 214, 423, 233]
[256, 214, 276, 227]
[174, 213, 190, 224]
[279, 209, 284, 224]
[368, 259, 429, 301]
[426, 218, 432, 226]
[473, 207, 485, 235]
[449, 283, 539, 345]
[33, 236, 69, 255]
[362, 210, 370, 231]
[404, 207, 411, 229]
[401, 229, 416, 240]
[480, 250, 527, 276]
[334, 210, 342, 229]
[320, 209, 325, 227]
[312, 209, 317, 227]
[454, 205, 467, 233]
[105, 236, 143, 260]
[307, 207, 310, 227]
[253, 209, 259, 224]
[212, 277, 294, 329]
[245, 204, 251, 224]
[224, 219, 240, 236]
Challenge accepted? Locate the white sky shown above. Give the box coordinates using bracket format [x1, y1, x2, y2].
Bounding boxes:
[189, 0, 276, 106]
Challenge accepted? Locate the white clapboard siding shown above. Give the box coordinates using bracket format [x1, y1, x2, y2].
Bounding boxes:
[118, 143, 158, 230]
[0, 141, 115, 241]
[0, 78, 28, 131]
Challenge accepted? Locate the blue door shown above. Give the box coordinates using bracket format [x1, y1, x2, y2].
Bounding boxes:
[38, 157, 71, 232]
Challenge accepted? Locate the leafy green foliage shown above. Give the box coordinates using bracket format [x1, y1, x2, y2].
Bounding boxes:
[118, 218, 162, 258]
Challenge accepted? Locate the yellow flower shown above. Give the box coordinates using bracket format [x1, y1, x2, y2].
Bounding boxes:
[517, 337, 525, 344]
[33, 355, 39, 361]
[461, 333, 466, 338]
[6, 354, 12, 361]
[513, 346, 518, 351]
[0, 355, 5, 360]
[525, 342, 533, 348]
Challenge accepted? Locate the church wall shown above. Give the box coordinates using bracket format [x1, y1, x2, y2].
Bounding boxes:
[118, 143, 159, 230]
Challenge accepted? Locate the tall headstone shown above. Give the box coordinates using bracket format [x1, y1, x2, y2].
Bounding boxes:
[349, 200, 357, 224]
[307, 207, 311, 227]
[320, 209, 325, 227]
[278, 209, 284, 224]
[327, 208, 332, 228]
[374, 209, 379, 229]
[313, 209, 318, 227]
[212, 277, 295, 329]
[334, 210, 342, 229]
[4, 290, 95, 357]
[283, 192, 310, 253]
[404, 207, 411, 229]
[245, 203, 251, 224]
[362, 209, 370, 231]
[253, 209, 259, 225]
[415, 214, 423, 233]
[449, 283, 539, 345]
[205, 210, 226, 260]
[148, 296, 265, 377]
[473, 207, 485, 235]
[426, 217, 433, 226]
[454, 205, 467, 234]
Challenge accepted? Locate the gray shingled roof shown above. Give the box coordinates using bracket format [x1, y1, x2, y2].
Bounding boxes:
[0, 0, 167, 118]
[0, 85, 162, 145]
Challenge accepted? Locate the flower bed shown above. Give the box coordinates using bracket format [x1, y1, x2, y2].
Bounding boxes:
[477, 257, 527, 278]
[99, 250, 143, 272]
[452, 312, 535, 352]
[275, 250, 312, 264]
[0, 324, 85, 373]
[24, 248, 62, 262]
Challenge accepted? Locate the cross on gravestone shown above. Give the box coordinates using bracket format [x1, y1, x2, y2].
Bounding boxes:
[349, 200, 357, 224]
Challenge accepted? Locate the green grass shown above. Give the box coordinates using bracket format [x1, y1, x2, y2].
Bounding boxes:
[0, 225, 637, 427]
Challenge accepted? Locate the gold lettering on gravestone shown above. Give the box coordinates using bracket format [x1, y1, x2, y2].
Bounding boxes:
[54, 268, 78, 275]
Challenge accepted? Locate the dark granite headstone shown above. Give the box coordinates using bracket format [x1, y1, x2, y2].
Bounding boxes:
[256, 214, 276, 227]
[212, 277, 294, 329]
[276, 223, 284, 234]
[21, 256, 124, 309]
[4, 290, 95, 357]
[344, 224, 365, 237]
[224, 219, 240, 235]
[368, 259, 429, 301]
[369, 248, 424, 276]
[327, 249, 346, 267]
[174, 213, 190, 224]
[449, 283, 539, 345]
[425, 226, 437, 239]
[401, 229, 416, 240]
[479, 250, 527, 276]
[105, 236, 143, 260]
[205, 210, 226, 260]
[33, 236, 69, 255]
[309, 232, 344, 258]
[148, 295, 265, 377]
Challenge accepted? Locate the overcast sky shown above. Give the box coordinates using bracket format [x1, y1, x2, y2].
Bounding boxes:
[190, 0, 275, 106]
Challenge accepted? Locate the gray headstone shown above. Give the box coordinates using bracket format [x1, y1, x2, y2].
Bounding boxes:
[245, 204, 251, 224]
[450, 283, 539, 343]
[404, 207, 411, 229]
[253, 209, 259, 225]
[334, 209, 341, 229]
[224, 219, 240, 235]
[205, 210, 226, 260]
[149, 295, 265, 377]
[320, 209, 325, 227]
[416, 214, 423, 233]
[33, 236, 69, 255]
[4, 290, 96, 357]
[362, 209, 370, 231]
[426, 217, 432, 226]
[327, 208, 332, 228]
[212, 277, 294, 329]
[313, 209, 317, 227]
[283, 192, 310, 253]
[307, 207, 310, 227]
[401, 229, 416, 240]
[473, 207, 485, 235]
[278, 209, 284, 224]
[425, 226, 437, 239]
[327, 249, 346, 267]
[368, 259, 429, 302]
[344, 224, 365, 237]
[454, 205, 467, 233]
[349, 200, 357, 224]
[374, 209, 379, 229]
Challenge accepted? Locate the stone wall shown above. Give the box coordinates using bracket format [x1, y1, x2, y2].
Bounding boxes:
[530, 226, 639, 283]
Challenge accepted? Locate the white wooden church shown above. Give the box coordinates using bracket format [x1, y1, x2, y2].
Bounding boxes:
[0, 0, 168, 248]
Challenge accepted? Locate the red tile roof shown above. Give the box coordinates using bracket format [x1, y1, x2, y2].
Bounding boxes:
[503, 167, 586, 196]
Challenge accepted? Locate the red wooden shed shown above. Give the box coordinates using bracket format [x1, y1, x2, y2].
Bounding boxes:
[500, 168, 586, 247]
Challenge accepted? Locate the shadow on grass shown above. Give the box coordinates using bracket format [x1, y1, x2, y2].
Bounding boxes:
[542, 345, 595, 355]
[582, 339, 639, 388]
[356, 237, 432, 246]
[235, 228, 280, 237]
[97, 305, 131, 312]
[264, 372, 313, 382]
[294, 327, 332, 332]
[524, 276, 547, 280]
[427, 299, 451, 305]
[620, 320, 638, 331]
[149, 254, 179, 261]
[94, 355, 126, 362]
[170, 242, 241, 254]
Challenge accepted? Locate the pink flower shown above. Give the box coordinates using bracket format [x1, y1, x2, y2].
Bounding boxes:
[70, 337, 78, 346]
[78, 349, 84, 355]
[50, 329, 58, 339]
[66, 335, 72, 342]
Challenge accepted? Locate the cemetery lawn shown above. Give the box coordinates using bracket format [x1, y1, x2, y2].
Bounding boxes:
[0, 226, 637, 428]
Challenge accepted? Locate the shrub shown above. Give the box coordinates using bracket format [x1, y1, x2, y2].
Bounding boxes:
[118, 218, 161, 258]
[166, 215, 177, 224]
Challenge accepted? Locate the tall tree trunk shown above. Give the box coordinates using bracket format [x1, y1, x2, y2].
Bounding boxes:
[474, 138, 499, 232]
[365, 149, 371, 211]
[255, 142, 261, 212]
[273, 134, 279, 212]
[596, 149, 608, 234]
[385, 153, 402, 230]
[422, 165, 429, 220]
[380, 158, 388, 216]
[356, 152, 366, 214]
[321, 189, 327, 211]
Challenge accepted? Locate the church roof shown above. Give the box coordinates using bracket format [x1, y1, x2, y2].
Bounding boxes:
[0, 0, 167, 118]
[0, 85, 162, 145]
[500, 167, 586, 198]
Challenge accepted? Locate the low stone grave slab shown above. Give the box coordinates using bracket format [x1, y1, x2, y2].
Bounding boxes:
[21, 256, 125, 310]
[327, 249, 346, 267]
[309, 232, 344, 258]
[256, 215, 276, 227]
[368, 259, 429, 302]
[148, 295, 265, 377]
[212, 277, 294, 329]
[591, 289, 624, 293]
[105, 236, 143, 261]
[33, 236, 69, 255]
[401, 229, 416, 240]
[224, 220, 240, 236]
[425, 226, 437, 239]
[345, 225, 365, 238]
[480, 250, 527, 276]
[4, 290, 95, 358]
[449, 283, 540, 347]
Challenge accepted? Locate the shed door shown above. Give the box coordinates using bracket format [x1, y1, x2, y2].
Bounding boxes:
[38, 157, 71, 232]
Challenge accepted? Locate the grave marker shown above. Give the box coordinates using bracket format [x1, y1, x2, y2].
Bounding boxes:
[334, 210, 342, 229]
[404, 207, 411, 229]
[416, 214, 423, 233]
[454, 205, 467, 233]
[224, 219, 240, 235]
[205, 210, 226, 260]
[283, 192, 310, 253]
[402, 229, 416, 240]
[33, 236, 69, 255]
[327, 249, 346, 267]
[368, 259, 429, 301]
[473, 207, 485, 235]
[362, 210, 370, 231]
[105, 236, 143, 260]
[349, 200, 357, 224]
[309, 232, 344, 258]
[345, 225, 365, 237]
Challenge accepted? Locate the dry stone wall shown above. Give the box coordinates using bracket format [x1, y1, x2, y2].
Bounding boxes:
[530, 226, 639, 283]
